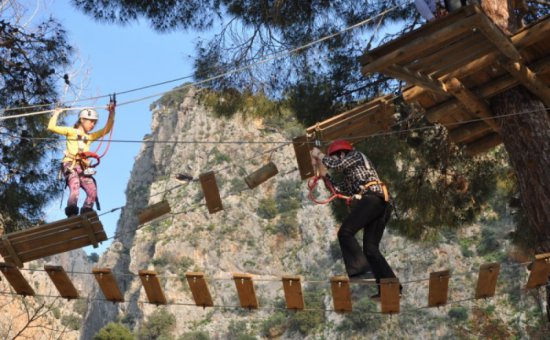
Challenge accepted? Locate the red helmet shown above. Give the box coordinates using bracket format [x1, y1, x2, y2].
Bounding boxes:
[327, 139, 353, 155]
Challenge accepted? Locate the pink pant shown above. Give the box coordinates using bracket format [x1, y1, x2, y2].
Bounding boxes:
[63, 162, 97, 209]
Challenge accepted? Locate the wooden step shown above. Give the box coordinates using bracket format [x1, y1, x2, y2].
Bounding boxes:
[44, 265, 79, 300]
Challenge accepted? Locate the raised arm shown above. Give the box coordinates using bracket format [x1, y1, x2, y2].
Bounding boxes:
[89, 103, 115, 141]
[47, 108, 71, 135]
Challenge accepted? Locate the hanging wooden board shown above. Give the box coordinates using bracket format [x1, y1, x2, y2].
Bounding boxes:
[199, 171, 224, 214]
[292, 135, 315, 180]
[93, 268, 124, 302]
[233, 273, 258, 309]
[475, 262, 500, 299]
[428, 270, 450, 307]
[185, 272, 214, 307]
[330, 276, 352, 313]
[137, 201, 171, 225]
[44, 265, 79, 300]
[0, 211, 107, 267]
[244, 162, 279, 189]
[139, 270, 167, 305]
[526, 253, 550, 289]
[0, 262, 34, 296]
[380, 278, 400, 314]
[282, 275, 304, 310]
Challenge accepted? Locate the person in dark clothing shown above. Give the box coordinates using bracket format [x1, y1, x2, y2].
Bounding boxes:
[311, 139, 399, 299]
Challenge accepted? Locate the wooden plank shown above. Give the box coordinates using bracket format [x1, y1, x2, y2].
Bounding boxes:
[44, 265, 79, 300]
[428, 270, 450, 307]
[330, 276, 352, 313]
[282, 275, 304, 310]
[380, 278, 400, 314]
[475, 13, 523, 61]
[443, 77, 499, 131]
[449, 121, 493, 143]
[185, 272, 214, 307]
[361, 14, 480, 75]
[499, 60, 550, 108]
[475, 262, 500, 299]
[384, 65, 448, 95]
[0, 262, 34, 296]
[313, 110, 394, 143]
[465, 133, 502, 156]
[80, 213, 98, 248]
[233, 273, 258, 309]
[244, 162, 279, 189]
[199, 171, 223, 214]
[526, 253, 550, 289]
[139, 270, 167, 305]
[292, 135, 315, 180]
[137, 200, 172, 225]
[6, 216, 89, 244]
[1, 236, 23, 268]
[92, 268, 124, 302]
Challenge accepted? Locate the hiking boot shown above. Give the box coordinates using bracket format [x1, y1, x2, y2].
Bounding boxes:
[65, 206, 79, 218]
[80, 207, 94, 215]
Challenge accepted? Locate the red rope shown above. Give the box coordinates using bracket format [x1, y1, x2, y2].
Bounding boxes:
[307, 175, 352, 205]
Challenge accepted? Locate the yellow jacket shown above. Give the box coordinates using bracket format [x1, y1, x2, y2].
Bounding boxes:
[48, 110, 115, 164]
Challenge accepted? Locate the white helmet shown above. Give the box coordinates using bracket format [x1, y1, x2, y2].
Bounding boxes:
[79, 108, 98, 120]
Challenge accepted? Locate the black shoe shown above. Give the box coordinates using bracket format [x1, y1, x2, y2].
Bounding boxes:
[80, 207, 94, 215]
[65, 206, 79, 218]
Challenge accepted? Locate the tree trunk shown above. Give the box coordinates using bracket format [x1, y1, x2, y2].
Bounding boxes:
[481, 0, 550, 252]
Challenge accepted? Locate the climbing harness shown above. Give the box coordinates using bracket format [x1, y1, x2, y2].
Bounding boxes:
[308, 176, 389, 206]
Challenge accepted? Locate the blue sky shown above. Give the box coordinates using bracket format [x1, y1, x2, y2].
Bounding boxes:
[39, 1, 200, 254]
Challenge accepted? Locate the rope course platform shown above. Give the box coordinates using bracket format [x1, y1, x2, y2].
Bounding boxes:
[293, 94, 396, 179]
[1, 253, 548, 313]
[0, 211, 107, 268]
[360, 4, 550, 155]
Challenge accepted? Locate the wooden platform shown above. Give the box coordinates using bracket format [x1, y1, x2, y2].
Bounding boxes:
[361, 5, 550, 155]
[0, 212, 107, 267]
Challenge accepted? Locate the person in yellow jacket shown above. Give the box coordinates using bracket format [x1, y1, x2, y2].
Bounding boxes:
[48, 104, 115, 217]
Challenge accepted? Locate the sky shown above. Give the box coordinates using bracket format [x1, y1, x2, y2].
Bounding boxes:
[36, 1, 201, 254]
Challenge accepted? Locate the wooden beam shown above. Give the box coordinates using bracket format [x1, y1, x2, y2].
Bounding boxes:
[292, 135, 315, 180]
[282, 275, 304, 310]
[499, 60, 550, 108]
[444, 77, 500, 131]
[244, 162, 279, 189]
[475, 13, 523, 62]
[465, 133, 502, 156]
[199, 171, 223, 214]
[92, 268, 124, 302]
[139, 270, 167, 305]
[384, 65, 448, 96]
[449, 121, 493, 143]
[380, 278, 400, 314]
[361, 14, 480, 75]
[233, 273, 258, 309]
[1, 235, 23, 268]
[0, 262, 34, 296]
[526, 253, 550, 289]
[475, 263, 500, 299]
[80, 213, 98, 248]
[137, 201, 171, 225]
[185, 272, 214, 307]
[330, 276, 352, 312]
[428, 270, 450, 307]
[44, 265, 79, 300]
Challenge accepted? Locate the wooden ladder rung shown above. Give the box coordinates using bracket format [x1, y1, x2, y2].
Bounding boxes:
[475, 262, 500, 299]
[44, 265, 79, 300]
[233, 273, 258, 309]
[380, 278, 400, 314]
[282, 275, 304, 310]
[137, 201, 172, 225]
[428, 270, 450, 307]
[526, 253, 550, 289]
[186, 272, 214, 307]
[0, 262, 34, 296]
[292, 135, 314, 180]
[139, 270, 167, 305]
[330, 276, 352, 313]
[80, 213, 99, 248]
[93, 268, 124, 302]
[199, 171, 224, 214]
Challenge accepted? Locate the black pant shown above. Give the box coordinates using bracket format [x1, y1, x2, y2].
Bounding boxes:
[338, 194, 397, 284]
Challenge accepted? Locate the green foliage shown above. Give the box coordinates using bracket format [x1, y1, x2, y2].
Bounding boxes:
[178, 332, 210, 340]
[52, 307, 61, 319]
[208, 147, 231, 165]
[476, 228, 500, 255]
[287, 289, 325, 335]
[227, 320, 254, 339]
[261, 311, 287, 337]
[73, 299, 88, 316]
[94, 322, 134, 340]
[448, 307, 469, 322]
[137, 308, 176, 340]
[338, 295, 382, 332]
[150, 84, 191, 110]
[61, 314, 82, 331]
[257, 197, 278, 219]
[152, 256, 170, 268]
[88, 252, 100, 263]
[276, 212, 298, 237]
